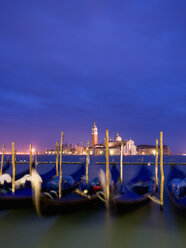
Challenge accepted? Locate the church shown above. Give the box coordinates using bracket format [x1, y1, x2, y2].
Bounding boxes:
[90, 122, 137, 155]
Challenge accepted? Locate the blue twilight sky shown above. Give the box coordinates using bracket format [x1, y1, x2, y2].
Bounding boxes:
[0, 0, 186, 153]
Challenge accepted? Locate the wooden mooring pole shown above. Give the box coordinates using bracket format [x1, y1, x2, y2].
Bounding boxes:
[12, 142, 16, 194]
[120, 141, 124, 190]
[59, 131, 64, 199]
[29, 144, 32, 175]
[0, 144, 5, 176]
[56, 142, 59, 176]
[160, 131, 164, 210]
[105, 130, 110, 206]
[86, 141, 90, 184]
[35, 150, 38, 171]
[155, 139, 159, 190]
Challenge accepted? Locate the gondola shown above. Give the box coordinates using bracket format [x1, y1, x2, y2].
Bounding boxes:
[0, 160, 13, 186]
[167, 166, 186, 211]
[40, 164, 120, 215]
[42, 163, 85, 193]
[111, 166, 156, 212]
[0, 165, 30, 189]
[0, 161, 56, 190]
[0, 159, 11, 174]
[0, 163, 85, 209]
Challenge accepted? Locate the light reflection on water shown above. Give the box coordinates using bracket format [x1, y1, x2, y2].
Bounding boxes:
[0, 155, 185, 248]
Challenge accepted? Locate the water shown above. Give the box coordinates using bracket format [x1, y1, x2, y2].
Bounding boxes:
[0, 155, 186, 248]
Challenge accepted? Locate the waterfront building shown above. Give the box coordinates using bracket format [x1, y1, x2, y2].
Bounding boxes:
[45, 149, 57, 155]
[45, 122, 171, 156]
[90, 123, 137, 155]
[108, 134, 137, 156]
[109, 144, 122, 155]
[74, 143, 86, 155]
[45, 144, 75, 155]
[124, 139, 137, 155]
[92, 144, 105, 155]
[137, 144, 171, 155]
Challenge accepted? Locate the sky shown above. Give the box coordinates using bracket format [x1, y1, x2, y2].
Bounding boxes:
[0, 0, 186, 153]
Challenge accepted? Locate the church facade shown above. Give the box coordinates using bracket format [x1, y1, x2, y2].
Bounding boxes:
[90, 122, 137, 155]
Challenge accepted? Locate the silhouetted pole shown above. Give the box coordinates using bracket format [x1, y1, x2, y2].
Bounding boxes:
[0, 144, 5, 176]
[160, 131, 164, 210]
[29, 144, 32, 175]
[86, 141, 90, 184]
[59, 131, 64, 199]
[56, 142, 59, 176]
[106, 130, 110, 205]
[155, 139, 159, 190]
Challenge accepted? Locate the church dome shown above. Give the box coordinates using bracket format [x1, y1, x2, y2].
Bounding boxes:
[115, 133, 122, 142]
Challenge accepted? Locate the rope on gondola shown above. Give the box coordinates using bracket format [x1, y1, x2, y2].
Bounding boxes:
[147, 195, 161, 205]
[96, 191, 106, 203]
[75, 188, 91, 199]
[50, 190, 58, 198]
[43, 192, 54, 200]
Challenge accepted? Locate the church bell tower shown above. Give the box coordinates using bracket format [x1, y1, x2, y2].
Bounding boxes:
[92, 121, 98, 146]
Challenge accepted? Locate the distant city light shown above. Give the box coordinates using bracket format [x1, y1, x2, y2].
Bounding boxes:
[32, 148, 36, 154]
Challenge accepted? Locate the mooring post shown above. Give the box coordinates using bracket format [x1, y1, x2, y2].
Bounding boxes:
[35, 150, 38, 171]
[155, 139, 159, 190]
[59, 131, 64, 199]
[86, 141, 90, 184]
[120, 141, 124, 191]
[56, 141, 59, 176]
[160, 131, 164, 210]
[12, 142, 16, 194]
[106, 129, 110, 205]
[0, 144, 5, 176]
[29, 144, 32, 175]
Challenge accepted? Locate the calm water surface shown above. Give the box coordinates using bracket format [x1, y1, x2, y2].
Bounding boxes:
[0, 155, 185, 248]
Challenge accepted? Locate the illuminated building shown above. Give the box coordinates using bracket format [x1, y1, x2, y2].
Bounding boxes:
[45, 123, 171, 156]
[90, 123, 137, 155]
[92, 121, 98, 146]
[45, 149, 57, 155]
[137, 145, 171, 155]
[124, 139, 137, 155]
